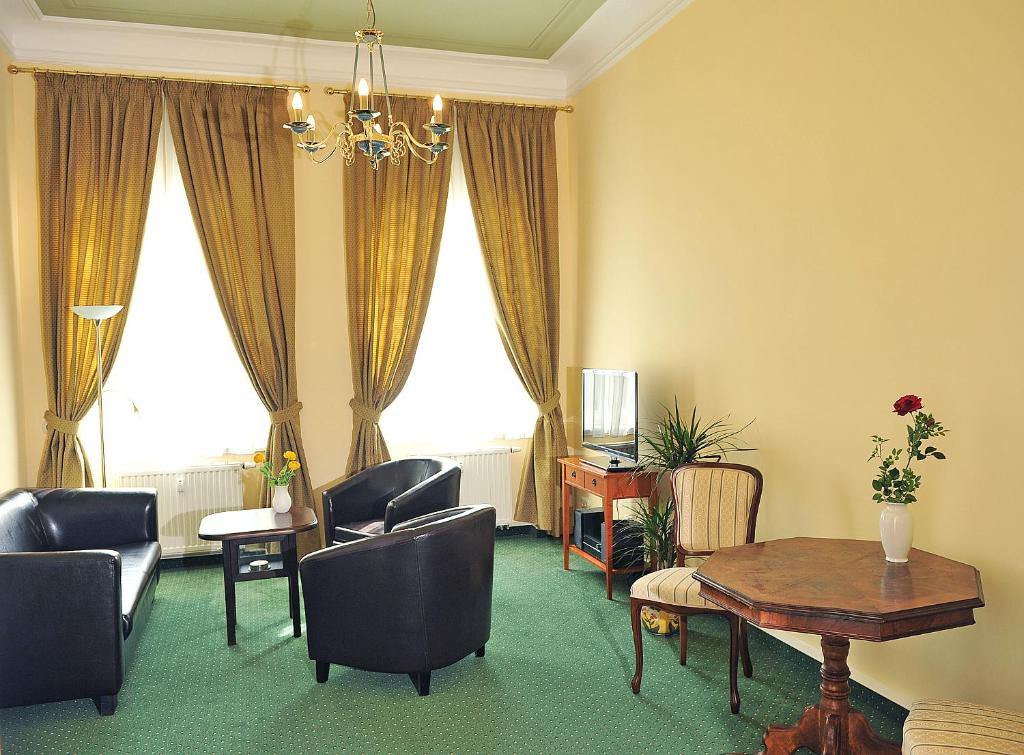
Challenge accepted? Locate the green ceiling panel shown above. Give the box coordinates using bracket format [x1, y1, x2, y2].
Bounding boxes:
[35, 0, 607, 59]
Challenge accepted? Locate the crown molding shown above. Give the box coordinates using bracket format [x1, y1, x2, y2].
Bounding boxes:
[554, 0, 695, 95]
[0, 0, 694, 100]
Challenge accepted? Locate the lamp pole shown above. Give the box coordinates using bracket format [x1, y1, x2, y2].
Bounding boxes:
[71, 305, 124, 487]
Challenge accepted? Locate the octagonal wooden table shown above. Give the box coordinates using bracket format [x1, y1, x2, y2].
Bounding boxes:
[693, 538, 984, 755]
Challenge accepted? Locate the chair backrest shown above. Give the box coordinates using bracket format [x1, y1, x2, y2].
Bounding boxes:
[0, 490, 49, 554]
[671, 463, 763, 566]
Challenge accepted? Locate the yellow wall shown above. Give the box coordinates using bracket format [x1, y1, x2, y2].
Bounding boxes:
[0, 46, 25, 490]
[5, 74, 576, 518]
[573, 0, 1024, 708]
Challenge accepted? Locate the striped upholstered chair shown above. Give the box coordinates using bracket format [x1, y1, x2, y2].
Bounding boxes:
[903, 699, 1024, 754]
[629, 462, 763, 714]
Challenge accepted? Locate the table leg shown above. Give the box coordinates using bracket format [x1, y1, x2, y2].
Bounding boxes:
[562, 478, 571, 570]
[221, 541, 237, 646]
[603, 493, 613, 600]
[283, 534, 301, 638]
[762, 635, 900, 755]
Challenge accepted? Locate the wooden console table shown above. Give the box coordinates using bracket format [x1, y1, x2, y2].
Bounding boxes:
[559, 456, 657, 600]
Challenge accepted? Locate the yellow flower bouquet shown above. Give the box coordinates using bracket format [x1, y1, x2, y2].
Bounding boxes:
[254, 450, 302, 488]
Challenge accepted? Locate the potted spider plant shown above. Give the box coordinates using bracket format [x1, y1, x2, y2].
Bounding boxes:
[627, 398, 753, 634]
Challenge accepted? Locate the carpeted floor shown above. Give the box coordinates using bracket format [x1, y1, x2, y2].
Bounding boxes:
[0, 536, 905, 754]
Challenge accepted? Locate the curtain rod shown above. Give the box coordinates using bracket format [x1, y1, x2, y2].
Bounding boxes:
[323, 86, 574, 113]
[6, 64, 311, 93]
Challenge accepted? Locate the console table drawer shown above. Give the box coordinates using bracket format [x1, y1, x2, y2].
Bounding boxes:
[585, 473, 606, 496]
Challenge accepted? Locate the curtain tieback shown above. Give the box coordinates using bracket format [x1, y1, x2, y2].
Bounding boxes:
[349, 398, 382, 425]
[44, 410, 80, 435]
[270, 402, 303, 424]
[538, 392, 562, 416]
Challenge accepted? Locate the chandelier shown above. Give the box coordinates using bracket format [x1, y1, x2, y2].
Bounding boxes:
[284, 0, 450, 169]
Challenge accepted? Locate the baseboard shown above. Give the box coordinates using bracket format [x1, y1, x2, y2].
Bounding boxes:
[160, 553, 221, 569]
[761, 628, 910, 711]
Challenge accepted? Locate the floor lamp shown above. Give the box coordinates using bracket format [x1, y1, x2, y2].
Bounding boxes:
[72, 304, 124, 487]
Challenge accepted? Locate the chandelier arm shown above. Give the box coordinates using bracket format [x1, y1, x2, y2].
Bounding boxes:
[391, 121, 436, 152]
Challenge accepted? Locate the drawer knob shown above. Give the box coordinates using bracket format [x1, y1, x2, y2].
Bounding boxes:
[571, 471, 576, 479]
[591, 478, 597, 486]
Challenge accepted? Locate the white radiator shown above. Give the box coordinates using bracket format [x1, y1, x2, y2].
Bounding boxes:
[436, 447, 522, 527]
[119, 464, 245, 557]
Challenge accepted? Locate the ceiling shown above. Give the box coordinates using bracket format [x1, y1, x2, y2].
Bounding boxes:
[32, 0, 609, 59]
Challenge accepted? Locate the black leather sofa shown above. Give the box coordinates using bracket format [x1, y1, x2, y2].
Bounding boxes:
[322, 457, 461, 543]
[300, 505, 495, 696]
[0, 488, 160, 715]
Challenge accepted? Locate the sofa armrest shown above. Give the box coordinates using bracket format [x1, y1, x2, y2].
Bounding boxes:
[0, 550, 124, 707]
[33, 488, 158, 550]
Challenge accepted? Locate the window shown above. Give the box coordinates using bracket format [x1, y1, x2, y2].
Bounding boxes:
[79, 116, 268, 476]
[380, 140, 537, 449]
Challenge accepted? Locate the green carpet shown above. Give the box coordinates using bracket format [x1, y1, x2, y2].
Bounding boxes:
[0, 536, 905, 754]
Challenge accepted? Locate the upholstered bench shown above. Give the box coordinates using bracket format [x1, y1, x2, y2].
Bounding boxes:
[903, 699, 1024, 754]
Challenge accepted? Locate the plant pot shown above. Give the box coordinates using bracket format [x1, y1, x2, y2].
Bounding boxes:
[272, 484, 292, 514]
[879, 502, 912, 562]
[640, 606, 679, 636]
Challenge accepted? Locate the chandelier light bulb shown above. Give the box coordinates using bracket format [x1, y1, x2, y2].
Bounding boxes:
[306, 114, 316, 130]
[431, 94, 443, 124]
[291, 91, 304, 118]
[357, 78, 369, 110]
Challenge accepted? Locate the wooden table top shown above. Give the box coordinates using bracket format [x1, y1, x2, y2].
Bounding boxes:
[198, 507, 318, 541]
[694, 537, 984, 641]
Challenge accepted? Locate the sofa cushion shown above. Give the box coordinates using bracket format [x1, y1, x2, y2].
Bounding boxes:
[112, 541, 161, 638]
[0, 491, 48, 554]
[903, 699, 1024, 754]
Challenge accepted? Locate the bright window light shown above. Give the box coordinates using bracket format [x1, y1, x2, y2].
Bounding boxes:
[380, 139, 537, 449]
[79, 116, 268, 476]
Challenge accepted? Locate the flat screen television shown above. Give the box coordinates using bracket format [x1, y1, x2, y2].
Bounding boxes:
[581, 368, 639, 470]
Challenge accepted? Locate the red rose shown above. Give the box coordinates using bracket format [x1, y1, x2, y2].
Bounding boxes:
[893, 394, 923, 416]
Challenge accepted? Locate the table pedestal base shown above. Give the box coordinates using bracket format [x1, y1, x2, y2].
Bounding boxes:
[762, 636, 900, 755]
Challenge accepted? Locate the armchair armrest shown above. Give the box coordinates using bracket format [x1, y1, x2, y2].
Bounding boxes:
[331, 527, 373, 543]
[299, 533, 425, 664]
[321, 470, 389, 535]
[384, 467, 460, 531]
[0, 550, 124, 707]
[33, 488, 158, 550]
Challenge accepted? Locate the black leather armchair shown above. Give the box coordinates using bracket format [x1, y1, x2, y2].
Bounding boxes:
[0, 488, 160, 715]
[321, 456, 461, 544]
[300, 505, 495, 696]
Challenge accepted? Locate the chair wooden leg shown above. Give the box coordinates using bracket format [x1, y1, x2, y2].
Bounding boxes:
[315, 661, 330, 683]
[740, 619, 753, 678]
[630, 598, 644, 694]
[728, 614, 740, 714]
[679, 616, 688, 666]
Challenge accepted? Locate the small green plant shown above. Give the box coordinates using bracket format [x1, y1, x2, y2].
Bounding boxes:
[624, 399, 753, 569]
[869, 394, 947, 504]
[638, 398, 754, 473]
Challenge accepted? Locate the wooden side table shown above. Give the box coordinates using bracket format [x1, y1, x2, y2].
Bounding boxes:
[198, 507, 318, 646]
[694, 538, 984, 755]
[559, 456, 657, 600]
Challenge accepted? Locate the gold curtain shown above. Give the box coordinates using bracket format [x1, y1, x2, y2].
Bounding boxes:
[164, 82, 319, 552]
[36, 73, 163, 487]
[455, 103, 567, 535]
[343, 95, 452, 475]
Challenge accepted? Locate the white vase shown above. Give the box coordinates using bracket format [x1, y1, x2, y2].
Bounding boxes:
[879, 503, 913, 562]
[271, 484, 292, 514]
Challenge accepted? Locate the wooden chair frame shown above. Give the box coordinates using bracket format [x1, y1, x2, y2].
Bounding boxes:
[629, 462, 764, 714]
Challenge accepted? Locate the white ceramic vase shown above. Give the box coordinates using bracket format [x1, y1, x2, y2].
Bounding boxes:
[271, 484, 292, 514]
[879, 502, 913, 562]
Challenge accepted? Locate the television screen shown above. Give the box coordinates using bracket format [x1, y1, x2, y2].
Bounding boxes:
[581, 368, 638, 462]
